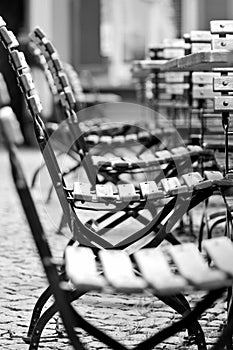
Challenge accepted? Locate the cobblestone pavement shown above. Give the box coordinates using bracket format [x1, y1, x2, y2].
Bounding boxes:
[0, 147, 228, 349]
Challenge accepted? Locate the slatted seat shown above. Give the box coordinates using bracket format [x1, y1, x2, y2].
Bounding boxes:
[65, 236, 233, 294]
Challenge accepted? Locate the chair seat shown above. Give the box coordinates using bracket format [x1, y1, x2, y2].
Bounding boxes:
[65, 236, 233, 294]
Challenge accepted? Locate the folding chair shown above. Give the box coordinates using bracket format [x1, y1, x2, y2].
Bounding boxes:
[1, 14, 233, 350]
[1, 114, 233, 349]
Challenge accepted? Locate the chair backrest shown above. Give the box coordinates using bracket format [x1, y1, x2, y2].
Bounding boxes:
[210, 20, 233, 175]
[29, 27, 97, 186]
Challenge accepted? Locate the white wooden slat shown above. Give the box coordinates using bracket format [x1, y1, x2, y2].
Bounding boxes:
[73, 182, 93, 201]
[125, 134, 138, 142]
[160, 177, 188, 195]
[139, 181, 164, 200]
[210, 20, 233, 34]
[112, 135, 125, 144]
[187, 145, 203, 154]
[92, 156, 111, 167]
[99, 136, 112, 144]
[86, 135, 99, 144]
[123, 156, 147, 168]
[96, 184, 116, 201]
[117, 184, 140, 202]
[111, 157, 129, 168]
[171, 147, 189, 155]
[168, 244, 227, 289]
[99, 250, 146, 292]
[155, 150, 172, 163]
[202, 237, 233, 277]
[65, 247, 105, 290]
[182, 172, 205, 190]
[204, 171, 223, 182]
[139, 152, 160, 166]
[134, 249, 187, 294]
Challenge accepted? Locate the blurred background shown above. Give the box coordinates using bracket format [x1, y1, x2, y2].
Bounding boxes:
[1, 0, 233, 145]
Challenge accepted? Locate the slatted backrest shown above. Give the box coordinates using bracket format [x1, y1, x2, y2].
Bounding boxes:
[29, 27, 97, 186]
[210, 20, 233, 174]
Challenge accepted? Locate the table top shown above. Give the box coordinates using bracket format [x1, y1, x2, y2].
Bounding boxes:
[132, 50, 233, 73]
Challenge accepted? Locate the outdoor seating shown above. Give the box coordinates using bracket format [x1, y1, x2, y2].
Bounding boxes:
[1, 107, 233, 349]
[1, 13, 233, 350]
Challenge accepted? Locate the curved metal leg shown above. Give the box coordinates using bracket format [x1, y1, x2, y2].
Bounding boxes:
[159, 294, 206, 350]
[28, 302, 59, 350]
[24, 286, 52, 343]
[28, 290, 86, 350]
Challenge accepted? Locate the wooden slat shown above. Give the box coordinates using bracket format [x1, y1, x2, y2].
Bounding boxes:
[117, 184, 140, 202]
[187, 145, 203, 154]
[73, 182, 93, 201]
[137, 130, 151, 141]
[139, 181, 164, 200]
[168, 244, 227, 289]
[96, 184, 115, 201]
[213, 76, 233, 92]
[139, 152, 160, 166]
[160, 177, 188, 195]
[212, 38, 233, 51]
[99, 135, 112, 144]
[125, 133, 138, 142]
[193, 86, 217, 99]
[204, 170, 223, 181]
[210, 20, 233, 34]
[202, 237, 233, 277]
[98, 250, 146, 292]
[191, 43, 211, 53]
[171, 146, 188, 156]
[123, 156, 147, 168]
[134, 249, 187, 294]
[86, 135, 99, 145]
[111, 157, 129, 168]
[214, 96, 233, 111]
[182, 172, 204, 189]
[165, 84, 188, 95]
[112, 135, 125, 144]
[190, 30, 212, 42]
[192, 72, 219, 84]
[65, 246, 105, 290]
[155, 150, 172, 161]
[164, 72, 186, 83]
[182, 172, 212, 190]
[92, 156, 111, 167]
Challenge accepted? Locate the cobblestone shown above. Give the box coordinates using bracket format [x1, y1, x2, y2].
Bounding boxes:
[0, 147, 228, 349]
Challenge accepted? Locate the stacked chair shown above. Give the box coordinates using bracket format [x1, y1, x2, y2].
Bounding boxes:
[1, 14, 233, 350]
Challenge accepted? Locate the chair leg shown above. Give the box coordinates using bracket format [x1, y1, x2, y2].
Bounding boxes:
[24, 286, 52, 343]
[28, 302, 58, 350]
[159, 294, 206, 350]
[28, 289, 86, 350]
[135, 288, 225, 350]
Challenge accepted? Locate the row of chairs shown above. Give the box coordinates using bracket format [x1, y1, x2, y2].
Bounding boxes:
[1, 15, 233, 349]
